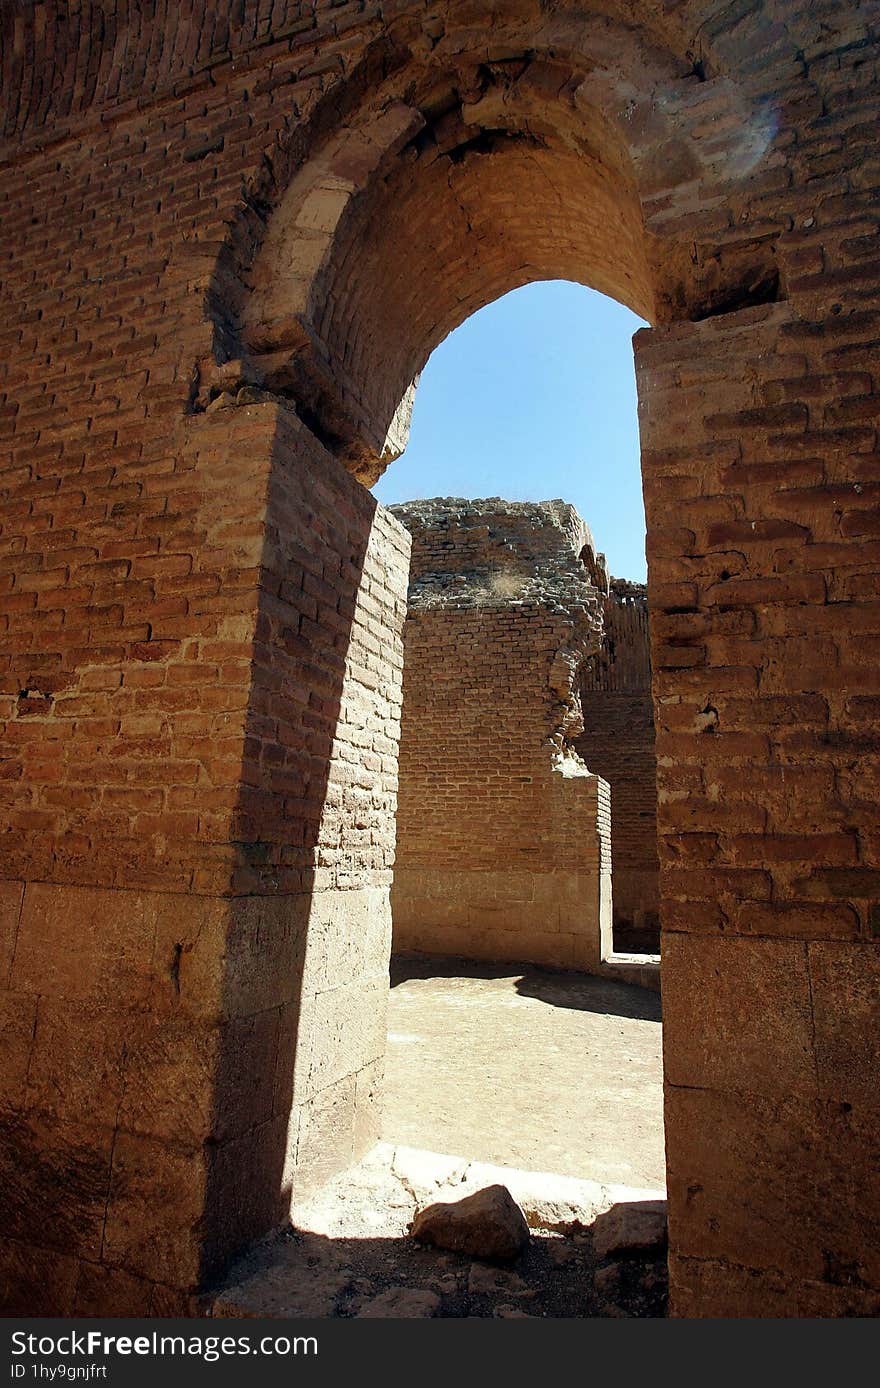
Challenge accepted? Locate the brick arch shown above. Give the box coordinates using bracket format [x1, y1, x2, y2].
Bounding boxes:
[240, 81, 655, 480]
[199, 32, 785, 485]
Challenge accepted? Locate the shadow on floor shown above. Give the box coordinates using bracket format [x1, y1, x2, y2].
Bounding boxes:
[212, 1221, 668, 1319]
[390, 953, 662, 1023]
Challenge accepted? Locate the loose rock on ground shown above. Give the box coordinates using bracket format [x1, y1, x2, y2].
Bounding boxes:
[411, 1184, 531, 1263]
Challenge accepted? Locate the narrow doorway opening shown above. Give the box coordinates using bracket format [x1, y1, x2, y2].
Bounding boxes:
[372, 282, 664, 1198]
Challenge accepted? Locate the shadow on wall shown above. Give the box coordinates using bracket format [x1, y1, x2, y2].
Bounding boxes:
[195, 415, 406, 1295]
[390, 953, 661, 1023]
[0, 406, 389, 1314]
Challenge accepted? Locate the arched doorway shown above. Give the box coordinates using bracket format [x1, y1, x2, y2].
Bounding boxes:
[5, 0, 875, 1319]
[188, 28, 787, 1311]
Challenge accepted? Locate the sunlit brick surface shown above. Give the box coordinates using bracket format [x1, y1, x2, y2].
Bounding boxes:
[391, 499, 612, 971]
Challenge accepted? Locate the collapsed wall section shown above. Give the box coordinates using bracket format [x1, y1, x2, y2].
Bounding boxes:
[390, 498, 611, 972]
[575, 579, 660, 953]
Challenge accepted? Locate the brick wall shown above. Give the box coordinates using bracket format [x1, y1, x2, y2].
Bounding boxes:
[0, 0, 877, 1319]
[0, 397, 410, 1312]
[638, 297, 880, 1316]
[390, 499, 612, 972]
[0, 4, 415, 1312]
[576, 580, 660, 953]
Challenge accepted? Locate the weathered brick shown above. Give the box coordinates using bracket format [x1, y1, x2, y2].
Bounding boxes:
[1, 0, 877, 1323]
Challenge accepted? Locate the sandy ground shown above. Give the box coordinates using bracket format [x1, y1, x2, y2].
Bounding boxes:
[212, 962, 667, 1318]
[384, 955, 666, 1190]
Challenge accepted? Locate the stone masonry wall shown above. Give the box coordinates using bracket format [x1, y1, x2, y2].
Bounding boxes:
[390, 499, 612, 972]
[575, 579, 660, 953]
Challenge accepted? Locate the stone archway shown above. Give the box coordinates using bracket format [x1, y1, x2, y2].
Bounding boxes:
[1, 0, 877, 1319]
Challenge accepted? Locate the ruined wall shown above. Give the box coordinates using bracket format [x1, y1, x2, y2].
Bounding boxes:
[0, 0, 877, 1320]
[576, 580, 660, 953]
[391, 499, 612, 972]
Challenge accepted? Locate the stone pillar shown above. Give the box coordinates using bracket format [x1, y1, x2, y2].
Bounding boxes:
[637, 302, 880, 1317]
[0, 402, 410, 1313]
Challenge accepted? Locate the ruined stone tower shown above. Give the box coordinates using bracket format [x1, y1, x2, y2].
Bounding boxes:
[390, 498, 612, 972]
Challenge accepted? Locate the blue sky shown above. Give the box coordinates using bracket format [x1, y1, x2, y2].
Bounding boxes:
[373, 281, 649, 582]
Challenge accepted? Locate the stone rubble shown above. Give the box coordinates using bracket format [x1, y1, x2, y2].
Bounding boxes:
[411, 1184, 531, 1263]
[210, 1143, 668, 1319]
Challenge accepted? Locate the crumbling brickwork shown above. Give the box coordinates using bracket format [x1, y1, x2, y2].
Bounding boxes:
[576, 580, 660, 953]
[390, 499, 612, 971]
[0, 0, 878, 1319]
